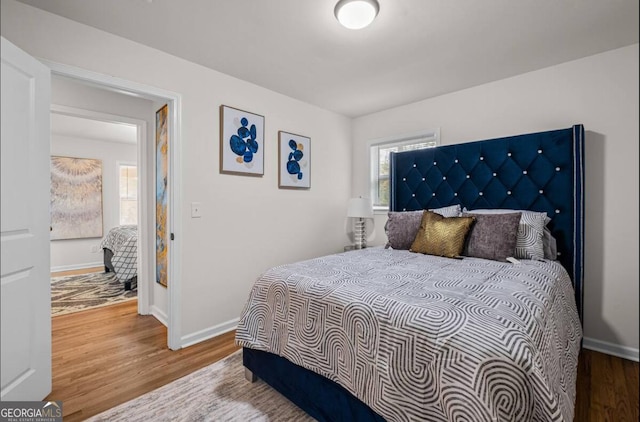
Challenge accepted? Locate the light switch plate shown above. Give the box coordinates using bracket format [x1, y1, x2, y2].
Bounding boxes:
[191, 202, 202, 218]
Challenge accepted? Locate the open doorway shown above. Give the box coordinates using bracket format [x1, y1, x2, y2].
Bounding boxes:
[48, 75, 156, 318]
[41, 62, 183, 351]
[49, 108, 143, 316]
[44, 78, 184, 415]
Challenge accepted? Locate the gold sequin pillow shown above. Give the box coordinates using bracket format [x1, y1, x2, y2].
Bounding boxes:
[410, 211, 476, 258]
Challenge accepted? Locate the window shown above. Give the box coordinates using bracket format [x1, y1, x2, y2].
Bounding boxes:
[119, 164, 138, 225]
[370, 130, 439, 210]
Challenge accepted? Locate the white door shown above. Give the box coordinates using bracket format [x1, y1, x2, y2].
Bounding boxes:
[1, 36, 52, 400]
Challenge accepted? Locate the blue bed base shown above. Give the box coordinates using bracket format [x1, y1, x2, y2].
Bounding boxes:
[243, 125, 585, 421]
[243, 348, 385, 421]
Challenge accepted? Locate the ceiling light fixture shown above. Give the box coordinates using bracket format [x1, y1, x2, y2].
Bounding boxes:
[334, 0, 380, 30]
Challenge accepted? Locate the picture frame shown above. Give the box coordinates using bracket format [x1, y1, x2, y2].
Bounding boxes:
[278, 131, 311, 189]
[220, 105, 265, 176]
[50, 156, 104, 240]
[156, 104, 169, 287]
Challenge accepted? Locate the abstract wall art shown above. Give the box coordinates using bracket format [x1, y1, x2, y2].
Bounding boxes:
[50, 156, 103, 240]
[156, 104, 169, 287]
[220, 105, 265, 176]
[278, 131, 311, 189]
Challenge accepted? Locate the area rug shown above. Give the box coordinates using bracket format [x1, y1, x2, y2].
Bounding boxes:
[87, 350, 313, 421]
[51, 272, 136, 316]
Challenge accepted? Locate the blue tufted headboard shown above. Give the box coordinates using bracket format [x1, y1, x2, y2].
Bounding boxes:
[389, 125, 584, 321]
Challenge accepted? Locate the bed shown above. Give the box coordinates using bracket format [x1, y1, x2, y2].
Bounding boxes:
[100, 225, 138, 291]
[236, 125, 585, 421]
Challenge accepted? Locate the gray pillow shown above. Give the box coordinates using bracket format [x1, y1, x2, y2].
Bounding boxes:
[543, 227, 558, 260]
[384, 205, 461, 250]
[430, 204, 461, 218]
[462, 212, 522, 261]
[463, 208, 547, 260]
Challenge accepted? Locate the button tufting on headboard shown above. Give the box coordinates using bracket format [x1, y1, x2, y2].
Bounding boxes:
[389, 125, 585, 323]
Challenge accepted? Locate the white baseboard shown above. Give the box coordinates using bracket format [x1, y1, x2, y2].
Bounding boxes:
[180, 317, 239, 349]
[51, 261, 103, 273]
[150, 305, 168, 327]
[583, 337, 639, 362]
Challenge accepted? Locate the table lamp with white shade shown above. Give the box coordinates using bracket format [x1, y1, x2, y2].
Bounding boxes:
[347, 197, 373, 249]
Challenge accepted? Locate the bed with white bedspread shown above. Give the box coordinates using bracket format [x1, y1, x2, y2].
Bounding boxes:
[100, 225, 137, 289]
[236, 247, 581, 421]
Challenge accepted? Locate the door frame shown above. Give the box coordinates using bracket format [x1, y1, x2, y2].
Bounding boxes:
[43, 60, 183, 350]
[50, 104, 151, 316]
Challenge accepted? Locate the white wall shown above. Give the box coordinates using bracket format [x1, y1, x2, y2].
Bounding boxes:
[352, 45, 640, 354]
[0, 0, 352, 343]
[52, 76, 155, 123]
[50, 135, 137, 271]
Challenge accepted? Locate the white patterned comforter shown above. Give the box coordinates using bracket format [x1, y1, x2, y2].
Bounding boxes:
[236, 247, 582, 422]
[100, 225, 137, 283]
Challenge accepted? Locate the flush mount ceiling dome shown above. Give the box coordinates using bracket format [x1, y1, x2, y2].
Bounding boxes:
[334, 0, 380, 30]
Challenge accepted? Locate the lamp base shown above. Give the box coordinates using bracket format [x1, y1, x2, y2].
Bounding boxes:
[353, 217, 367, 249]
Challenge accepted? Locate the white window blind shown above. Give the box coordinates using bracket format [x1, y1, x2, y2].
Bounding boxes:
[119, 164, 138, 225]
[370, 131, 439, 209]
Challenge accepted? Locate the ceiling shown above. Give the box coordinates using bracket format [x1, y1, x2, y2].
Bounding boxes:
[51, 113, 137, 144]
[17, 0, 639, 117]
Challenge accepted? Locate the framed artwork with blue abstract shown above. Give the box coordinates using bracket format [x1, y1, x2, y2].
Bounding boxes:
[278, 131, 311, 189]
[220, 105, 265, 176]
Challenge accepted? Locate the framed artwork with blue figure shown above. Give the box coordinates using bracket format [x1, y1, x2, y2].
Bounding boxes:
[220, 105, 265, 176]
[278, 131, 310, 189]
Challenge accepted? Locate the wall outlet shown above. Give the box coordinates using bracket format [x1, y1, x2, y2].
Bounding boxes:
[90, 245, 100, 253]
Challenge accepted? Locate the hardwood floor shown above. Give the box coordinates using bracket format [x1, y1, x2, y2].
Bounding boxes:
[51, 266, 104, 277]
[575, 348, 639, 421]
[45, 300, 240, 421]
[47, 299, 638, 421]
